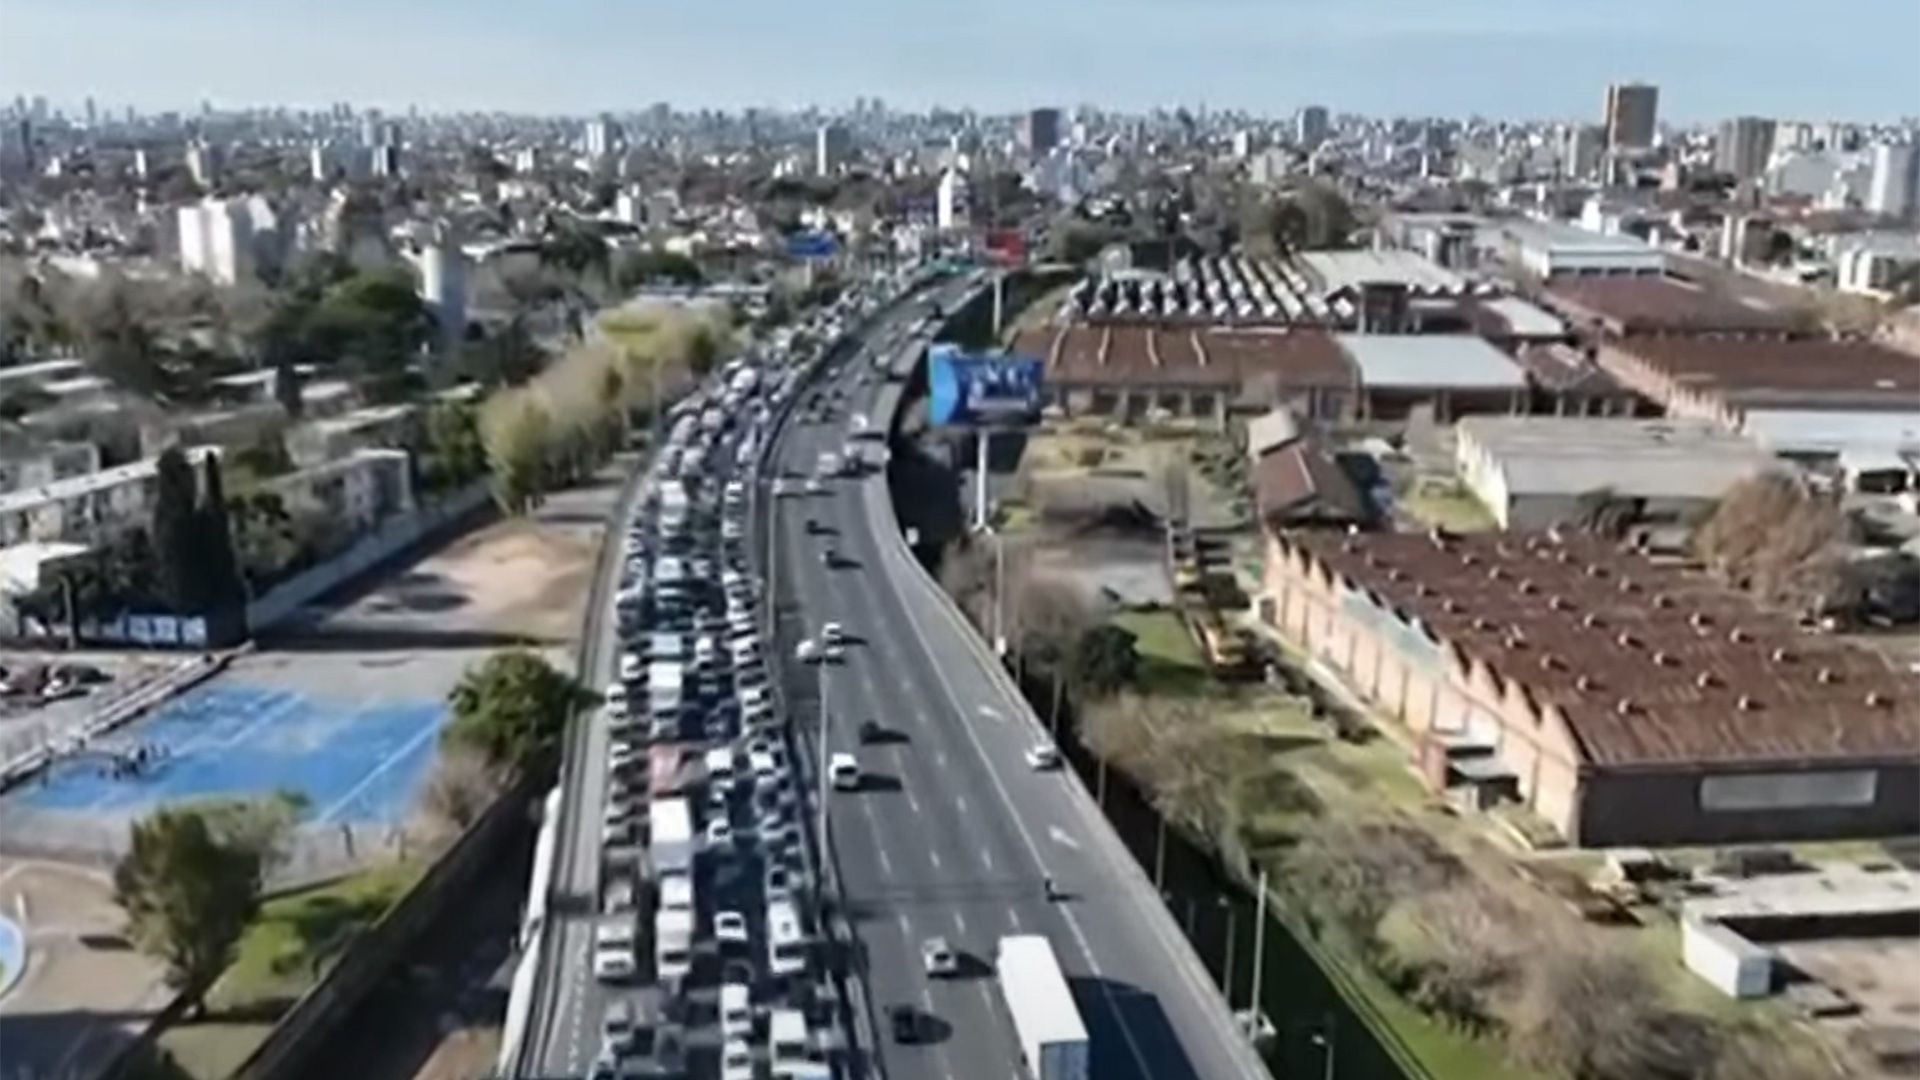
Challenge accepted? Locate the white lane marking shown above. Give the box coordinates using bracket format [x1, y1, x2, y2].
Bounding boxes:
[1048, 825, 1081, 851]
[859, 795, 894, 879]
[955, 794, 968, 815]
[934, 748, 948, 769]
[953, 910, 968, 935]
[975, 704, 1002, 720]
[905, 789, 921, 815]
[980, 845, 995, 872]
[928, 847, 943, 871]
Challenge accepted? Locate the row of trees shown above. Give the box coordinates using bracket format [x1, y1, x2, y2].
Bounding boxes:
[478, 305, 725, 513]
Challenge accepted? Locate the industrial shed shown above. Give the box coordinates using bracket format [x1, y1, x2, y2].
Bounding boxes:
[1454, 417, 1773, 530]
[1334, 334, 1529, 421]
[1261, 529, 1920, 847]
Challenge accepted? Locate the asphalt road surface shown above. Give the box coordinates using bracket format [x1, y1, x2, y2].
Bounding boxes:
[766, 289, 1269, 1080]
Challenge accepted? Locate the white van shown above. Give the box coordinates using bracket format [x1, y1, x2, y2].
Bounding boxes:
[592, 917, 637, 982]
[655, 908, 694, 984]
[766, 900, 808, 979]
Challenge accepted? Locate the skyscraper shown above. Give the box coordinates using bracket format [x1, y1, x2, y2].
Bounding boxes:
[815, 123, 851, 177]
[1867, 143, 1919, 219]
[1603, 82, 1659, 151]
[1716, 116, 1777, 181]
[1562, 124, 1604, 180]
[1021, 108, 1062, 157]
[1296, 105, 1330, 148]
[936, 169, 969, 231]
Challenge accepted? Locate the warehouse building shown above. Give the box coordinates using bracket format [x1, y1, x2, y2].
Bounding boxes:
[1262, 529, 1920, 846]
[1455, 417, 1773, 530]
[1598, 338, 1920, 433]
[1333, 334, 1529, 421]
[1542, 275, 1801, 338]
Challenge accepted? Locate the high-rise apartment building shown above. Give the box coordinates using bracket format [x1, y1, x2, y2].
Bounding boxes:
[1716, 116, 1777, 181]
[936, 169, 969, 231]
[815, 123, 851, 177]
[1562, 124, 1604, 180]
[1867, 143, 1919, 219]
[585, 114, 620, 158]
[1021, 108, 1062, 157]
[1603, 82, 1659, 151]
[1296, 105, 1330, 148]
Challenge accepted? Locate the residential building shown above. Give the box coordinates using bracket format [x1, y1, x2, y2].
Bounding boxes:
[408, 231, 468, 354]
[1022, 108, 1062, 158]
[0, 447, 219, 546]
[1866, 143, 1919, 219]
[1716, 116, 1777, 181]
[814, 123, 850, 177]
[1494, 220, 1666, 278]
[185, 138, 221, 187]
[259, 448, 414, 531]
[936, 169, 969, 231]
[1561, 124, 1604, 181]
[585, 114, 620, 159]
[1296, 105, 1330, 149]
[1603, 82, 1659, 151]
[178, 196, 278, 286]
[1261, 529, 1920, 846]
[0, 439, 101, 496]
[1454, 417, 1771, 530]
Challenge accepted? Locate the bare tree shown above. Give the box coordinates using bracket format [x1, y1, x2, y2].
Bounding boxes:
[1506, 946, 1721, 1080]
[415, 745, 505, 844]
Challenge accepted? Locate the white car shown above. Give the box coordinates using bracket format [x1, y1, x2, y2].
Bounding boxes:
[829, 752, 860, 791]
[1025, 745, 1063, 770]
[706, 817, 735, 849]
[922, 936, 959, 977]
[714, 909, 750, 948]
[720, 1038, 754, 1080]
[821, 641, 846, 663]
[820, 621, 845, 646]
[795, 638, 821, 664]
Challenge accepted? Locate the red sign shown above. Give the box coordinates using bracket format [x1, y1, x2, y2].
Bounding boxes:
[984, 228, 1027, 266]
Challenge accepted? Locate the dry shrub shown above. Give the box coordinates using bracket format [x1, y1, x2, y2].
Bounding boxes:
[1692, 472, 1850, 613]
[1375, 883, 1527, 1034]
[1506, 946, 1722, 1080]
[415, 744, 506, 844]
[1280, 816, 1466, 938]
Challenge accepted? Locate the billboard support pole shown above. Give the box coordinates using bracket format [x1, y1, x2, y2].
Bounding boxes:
[974, 429, 991, 531]
[992, 271, 1004, 338]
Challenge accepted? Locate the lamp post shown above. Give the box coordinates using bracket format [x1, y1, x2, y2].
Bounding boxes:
[1309, 1015, 1336, 1080]
[1218, 895, 1238, 1014]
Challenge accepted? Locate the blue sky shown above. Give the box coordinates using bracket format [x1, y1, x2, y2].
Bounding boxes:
[6, 0, 1916, 122]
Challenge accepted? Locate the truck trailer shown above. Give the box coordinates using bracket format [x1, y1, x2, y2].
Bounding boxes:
[996, 935, 1090, 1080]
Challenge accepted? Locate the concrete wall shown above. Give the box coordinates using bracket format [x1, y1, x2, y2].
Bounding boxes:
[245, 481, 490, 632]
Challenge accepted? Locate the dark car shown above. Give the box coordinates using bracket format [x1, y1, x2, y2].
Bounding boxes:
[858, 720, 885, 745]
[821, 549, 840, 567]
[888, 1004, 921, 1044]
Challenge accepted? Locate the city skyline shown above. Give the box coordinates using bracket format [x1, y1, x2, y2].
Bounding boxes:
[5, 0, 1917, 122]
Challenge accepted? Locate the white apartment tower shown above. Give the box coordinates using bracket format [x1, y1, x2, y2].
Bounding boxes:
[936, 169, 969, 231]
[815, 123, 851, 177]
[1867, 143, 1919, 219]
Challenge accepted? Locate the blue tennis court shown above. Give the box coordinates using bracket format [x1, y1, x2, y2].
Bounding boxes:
[11, 683, 447, 827]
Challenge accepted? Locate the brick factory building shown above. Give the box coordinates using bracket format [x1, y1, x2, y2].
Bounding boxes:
[1261, 528, 1920, 847]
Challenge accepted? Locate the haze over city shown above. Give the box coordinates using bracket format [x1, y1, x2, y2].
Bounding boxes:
[5, 0, 1919, 118]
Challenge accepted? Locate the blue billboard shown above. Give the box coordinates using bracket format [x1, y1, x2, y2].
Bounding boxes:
[928, 344, 1045, 427]
[786, 230, 840, 259]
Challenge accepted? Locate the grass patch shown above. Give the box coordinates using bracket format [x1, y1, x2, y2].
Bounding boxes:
[1112, 610, 1210, 694]
[158, 859, 423, 1079]
[1400, 480, 1497, 533]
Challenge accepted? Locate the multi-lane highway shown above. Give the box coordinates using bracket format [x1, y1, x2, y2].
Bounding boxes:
[766, 284, 1270, 1080]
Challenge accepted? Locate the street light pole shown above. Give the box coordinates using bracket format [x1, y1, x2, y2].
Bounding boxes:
[1219, 896, 1238, 1014]
[1248, 867, 1268, 1044]
[1310, 1015, 1337, 1080]
[817, 661, 831, 893]
[1153, 815, 1167, 891]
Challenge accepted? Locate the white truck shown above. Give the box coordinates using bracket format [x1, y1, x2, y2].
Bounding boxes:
[997, 935, 1090, 1080]
[648, 796, 694, 877]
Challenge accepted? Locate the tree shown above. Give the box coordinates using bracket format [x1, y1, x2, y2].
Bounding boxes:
[1507, 947, 1722, 1080]
[196, 454, 246, 632]
[479, 390, 552, 513]
[113, 807, 264, 1015]
[151, 447, 205, 614]
[444, 649, 586, 776]
[421, 401, 487, 492]
[1071, 624, 1140, 699]
[686, 323, 720, 377]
